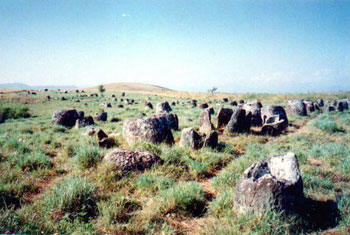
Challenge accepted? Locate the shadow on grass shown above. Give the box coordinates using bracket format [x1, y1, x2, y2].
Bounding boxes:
[296, 197, 340, 232]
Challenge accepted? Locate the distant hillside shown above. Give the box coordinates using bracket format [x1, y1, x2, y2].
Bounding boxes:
[88, 82, 173, 93]
[0, 83, 77, 90]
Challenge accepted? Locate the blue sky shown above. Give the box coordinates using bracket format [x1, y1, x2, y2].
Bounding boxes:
[1, 0, 349, 93]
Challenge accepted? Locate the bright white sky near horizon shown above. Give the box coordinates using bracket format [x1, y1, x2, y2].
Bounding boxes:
[0, 0, 350, 93]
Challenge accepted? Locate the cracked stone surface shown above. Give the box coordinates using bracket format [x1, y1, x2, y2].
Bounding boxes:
[234, 152, 304, 215]
[104, 148, 162, 172]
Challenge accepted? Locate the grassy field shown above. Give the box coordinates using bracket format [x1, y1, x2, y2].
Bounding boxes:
[0, 89, 350, 234]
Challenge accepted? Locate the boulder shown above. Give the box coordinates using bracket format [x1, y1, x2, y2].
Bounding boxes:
[206, 107, 215, 115]
[234, 152, 304, 215]
[317, 99, 324, 107]
[337, 102, 344, 112]
[145, 102, 153, 109]
[225, 107, 250, 133]
[287, 100, 307, 116]
[95, 112, 107, 121]
[203, 131, 218, 148]
[156, 101, 172, 114]
[52, 109, 79, 127]
[110, 117, 120, 122]
[303, 100, 315, 112]
[179, 128, 204, 149]
[98, 137, 115, 149]
[199, 103, 209, 109]
[104, 148, 162, 172]
[230, 101, 238, 106]
[261, 115, 285, 136]
[78, 111, 84, 119]
[338, 99, 349, 110]
[222, 98, 229, 102]
[123, 117, 174, 145]
[76, 116, 94, 127]
[246, 100, 263, 109]
[199, 109, 214, 134]
[261, 105, 288, 131]
[105, 103, 112, 108]
[243, 104, 262, 127]
[97, 129, 108, 141]
[156, 112, 179, 131]
[188, 100, 197, 108]
[216, 108, 233, 128]
[324, 104, 336, 113]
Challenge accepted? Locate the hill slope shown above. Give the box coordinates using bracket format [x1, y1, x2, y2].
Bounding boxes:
[88, 82, 173, 93]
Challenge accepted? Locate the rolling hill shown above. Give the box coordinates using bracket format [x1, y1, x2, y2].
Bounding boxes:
[87, 82, 173, 93]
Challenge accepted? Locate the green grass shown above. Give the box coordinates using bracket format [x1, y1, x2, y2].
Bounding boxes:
[311, 115, 344, 133]
[159, 181, 206, 216]
[0, 102, 30, 123]
[44, 177, 97, 221]
[74, 144, 104, 169]
[1, 90, 350, 234]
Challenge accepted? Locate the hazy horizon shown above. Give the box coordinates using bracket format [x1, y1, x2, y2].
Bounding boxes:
[1, 0, 349, 93]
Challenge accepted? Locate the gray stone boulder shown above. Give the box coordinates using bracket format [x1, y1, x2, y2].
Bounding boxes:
[188, 100, 197, 108]
[145, 102, 153, 109]
[179, 128, 218, 149]
[261, 115, 286, 136]
[317, 99, 324, 107]
[216, 108, 233, 128]
[75, 116, 95, 128]
[199, 109, 214, 134]
[155, 112, 179, 131]
[156, 101, 172, 114]
[303, 100, 315, 113]
[234, 152, 304, 215]
[243, 104, 262, 127]
[78, 111, 84, 119]
[203, 131, 218, 148]
[206, 107, 215, 115]
[98, 137, 115, 148]
[324, 104, 336, 112]
[230, 101, 238, 106]
[246, 100, 263, 109]
[261, 105, 288, 131]
[225, 107, 250, 133]
[95, 112, 107, 121]
[287, 100, 307, 116]
[97, 129, 108, 141]
[337, 102, 344, 112]
[199, 103, 209, 109]
[52, 109, 79, 127]
[338, 99, 349, 110]
[123, 117, 174, 145]
[104, 148, 162, 172]
[179, 128, 204, 150]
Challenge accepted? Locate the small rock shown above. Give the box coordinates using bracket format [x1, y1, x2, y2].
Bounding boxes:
[104, 148, 162, 172]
